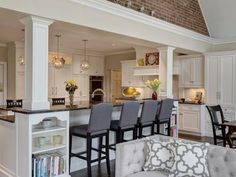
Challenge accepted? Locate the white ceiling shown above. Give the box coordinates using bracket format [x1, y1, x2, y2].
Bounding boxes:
[0, 7, 199, 55]
[198, 0, 236, 39]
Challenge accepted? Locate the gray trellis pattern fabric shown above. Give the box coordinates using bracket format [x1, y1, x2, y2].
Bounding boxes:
[143, 139, 174, 172]
[169, 140, 210, 177]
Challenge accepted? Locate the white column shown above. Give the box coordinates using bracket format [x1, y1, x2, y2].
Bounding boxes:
[158, 46, 175, 98]
[20, 16, 53, 110]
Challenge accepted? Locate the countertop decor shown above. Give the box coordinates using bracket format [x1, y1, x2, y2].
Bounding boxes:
[64, 79, 78, 106]
[145, 78, 160, 100]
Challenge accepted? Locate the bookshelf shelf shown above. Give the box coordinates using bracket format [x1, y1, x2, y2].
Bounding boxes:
[32, 126, 66, 135]
[32, 144, 66, 154]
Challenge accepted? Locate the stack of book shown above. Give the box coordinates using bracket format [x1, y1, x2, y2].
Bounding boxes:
[32, 152, 66, 177]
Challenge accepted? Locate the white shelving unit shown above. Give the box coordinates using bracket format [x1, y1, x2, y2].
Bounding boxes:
[15, 111, 71, 177]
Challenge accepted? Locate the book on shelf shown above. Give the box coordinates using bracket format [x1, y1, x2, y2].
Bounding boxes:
[32, 152, 66, 177]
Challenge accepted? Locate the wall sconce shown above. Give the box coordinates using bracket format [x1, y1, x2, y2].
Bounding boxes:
[140, 6, 145, 12]
[127, 1, 132, 8]
[19, 56, 25, 65]
[151, 10, 155, 16]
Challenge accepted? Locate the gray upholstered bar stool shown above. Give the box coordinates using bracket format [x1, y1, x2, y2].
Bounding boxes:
[154, 98, 174, 136]
[137, 100, 159, 138]
[109, 101, 140, 150]
[69, 103, 113, 177]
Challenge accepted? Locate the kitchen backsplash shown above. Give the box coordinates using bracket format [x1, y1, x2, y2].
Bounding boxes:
[179, 88, 205, 102]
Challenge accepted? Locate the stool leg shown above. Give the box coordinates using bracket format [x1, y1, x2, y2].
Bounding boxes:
[105, 131, 111, 176]
[139, 124, 143, 139]
[98, 136, 103, 166]
[87, 135, 92, 177]
[167, 121, 171, 136]
[133, 126, 137, 140]
[69, 133, 72, 173]
[151, 124, 155, 135]
[156, 122, 160, 134]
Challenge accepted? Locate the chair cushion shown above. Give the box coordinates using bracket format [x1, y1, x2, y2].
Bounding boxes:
[110, 120, 135, 130]
[169, 140, 210, 177]
[127, 171, 169, 177]
[143, 138, 174, 172]
[70, 124, 106, 136]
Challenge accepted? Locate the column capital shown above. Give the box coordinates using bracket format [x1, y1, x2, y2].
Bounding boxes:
[20, 15, 54, 26]
[157, 46, 176, 52]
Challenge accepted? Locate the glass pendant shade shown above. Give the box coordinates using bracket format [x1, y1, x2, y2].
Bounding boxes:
[81, 39, 90, 71]
[53, 35, 65, 69]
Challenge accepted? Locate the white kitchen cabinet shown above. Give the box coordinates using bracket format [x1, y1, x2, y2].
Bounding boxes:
[179, 55, 204, 88]
[179, 104, 205, 136]
[73, 74, 89, 101]
[7, 42, 25, 99]
[205, 51, 236, 136]
[48, 65, 72, 99]
[121, 60, 144, 87]
[72, 54, 89, 75]
[88, 56, 104, 76]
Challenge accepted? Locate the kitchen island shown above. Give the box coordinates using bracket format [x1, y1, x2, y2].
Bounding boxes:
[0, 100, 178, 177]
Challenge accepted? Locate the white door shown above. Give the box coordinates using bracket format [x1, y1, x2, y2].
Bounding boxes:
[0, 62, 6, 105]
[218, 55, 235, 107]
[205, 56, 219, 105]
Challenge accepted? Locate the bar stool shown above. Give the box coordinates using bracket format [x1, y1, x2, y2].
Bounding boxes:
[52, 98, 65, 105]
[137, 100, 159, 138]
[109, 101, 140, 150]
[69, 103, 113, 177]
[154, 98, 174, 136]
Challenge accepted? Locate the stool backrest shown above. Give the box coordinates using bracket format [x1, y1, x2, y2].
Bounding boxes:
[52, 98, 65, 105]
[157, 98, 174, 121]
[119, 101, 140, 127]
[139, 100, 159, 124]
[88, 103, 113, 133]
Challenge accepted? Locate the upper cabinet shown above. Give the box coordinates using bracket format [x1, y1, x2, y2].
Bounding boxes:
[88, 56, 104, 76]
[121, 60, 144, 87]
[72, 55, 104, 76]
[179, 55, 204, 88]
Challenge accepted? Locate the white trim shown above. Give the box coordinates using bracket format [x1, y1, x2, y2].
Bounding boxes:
[0, 62, 7, 105]
[104, 49, 135, 56]
[73, 0, 214, 44]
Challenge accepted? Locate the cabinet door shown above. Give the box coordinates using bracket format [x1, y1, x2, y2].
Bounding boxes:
[219, 55, 235, 107]
[88, 56, 104, 76]
[178, 111, 183, 130]
[205, 56, 219, 105]
[73, 74, 89, 101]
[193, 57, 204, 87]
[121, 61, 133, 87]
[182, 110, 200, 133]
[180, 58, 193, 86]
[72, 54, 89, 75]
[48, 65, 55, 98]
[54, 65, 72, 98]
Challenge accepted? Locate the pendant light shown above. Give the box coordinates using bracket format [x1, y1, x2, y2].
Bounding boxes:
[81, 39, 89, 71]
[53, 34, 65, 69]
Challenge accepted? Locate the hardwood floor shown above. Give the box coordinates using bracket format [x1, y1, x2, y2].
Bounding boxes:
[71, 134, 213, 177]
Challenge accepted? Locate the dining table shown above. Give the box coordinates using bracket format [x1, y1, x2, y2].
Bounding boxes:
[222, 120, 236, 148]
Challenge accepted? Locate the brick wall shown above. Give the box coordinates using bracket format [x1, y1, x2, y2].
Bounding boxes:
[107, 0, 209, 36]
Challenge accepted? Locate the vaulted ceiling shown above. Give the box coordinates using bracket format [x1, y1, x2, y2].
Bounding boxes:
[198, 0, 236, 39]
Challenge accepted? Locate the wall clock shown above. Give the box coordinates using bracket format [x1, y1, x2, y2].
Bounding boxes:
[145, 52, 159, 65]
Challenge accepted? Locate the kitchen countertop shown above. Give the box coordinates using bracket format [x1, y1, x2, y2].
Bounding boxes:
[0, 115, 15, 123]
[179, 102, 205, 105]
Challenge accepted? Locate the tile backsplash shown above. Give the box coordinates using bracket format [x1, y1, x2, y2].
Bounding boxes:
[179, 88, 205, 102]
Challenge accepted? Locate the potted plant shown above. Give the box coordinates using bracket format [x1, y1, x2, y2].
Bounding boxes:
[64, 80, 78, 106]
[145, 79, 160, 100]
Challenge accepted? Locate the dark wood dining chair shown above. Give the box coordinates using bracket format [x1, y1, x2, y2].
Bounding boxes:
[52, 98, 65, 105]
[206, 105, 236, 147]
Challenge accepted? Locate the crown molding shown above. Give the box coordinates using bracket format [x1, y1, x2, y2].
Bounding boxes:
[73, 0, 214, 44]
[104, 49, 135, 56]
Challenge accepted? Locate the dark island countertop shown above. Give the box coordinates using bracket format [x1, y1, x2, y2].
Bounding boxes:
[0, 101, 125, 115]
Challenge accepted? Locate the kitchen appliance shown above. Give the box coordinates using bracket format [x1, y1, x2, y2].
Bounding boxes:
[89, 76, 104, 103]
